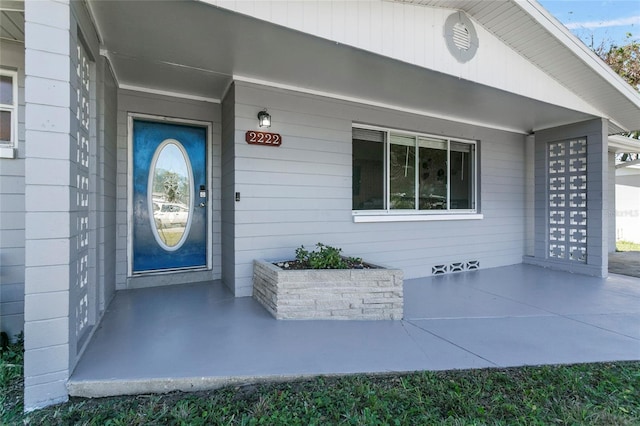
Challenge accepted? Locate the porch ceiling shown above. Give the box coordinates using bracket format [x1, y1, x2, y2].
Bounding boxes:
[90, 0, 595, 134]
[0, 1, 25, 43]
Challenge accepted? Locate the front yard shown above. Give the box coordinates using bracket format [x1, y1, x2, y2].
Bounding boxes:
[617, 240, 640, 252]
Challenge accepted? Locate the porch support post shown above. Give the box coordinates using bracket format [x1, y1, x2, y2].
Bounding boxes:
[525, 118, 609, 277]
[607, 151, 616, 253]
[23, 0, 73, 410]
[588, 119, 610, 276]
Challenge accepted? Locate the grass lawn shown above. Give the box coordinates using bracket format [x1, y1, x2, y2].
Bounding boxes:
[2, 338, 639, 425]
[617, 240, 640, 252]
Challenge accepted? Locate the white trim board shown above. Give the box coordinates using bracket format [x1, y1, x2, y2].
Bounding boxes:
[353, 213, 484, 223]
[126, 113, 215, 278]
[119, 84, 221, 104]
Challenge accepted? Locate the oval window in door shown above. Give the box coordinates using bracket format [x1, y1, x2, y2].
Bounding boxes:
[148, 139, 194, 251]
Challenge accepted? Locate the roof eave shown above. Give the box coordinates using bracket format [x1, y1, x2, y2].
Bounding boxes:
[519, 0, 640, 110]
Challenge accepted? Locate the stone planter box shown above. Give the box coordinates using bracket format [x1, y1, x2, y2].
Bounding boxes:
[253, 260, 403, 320]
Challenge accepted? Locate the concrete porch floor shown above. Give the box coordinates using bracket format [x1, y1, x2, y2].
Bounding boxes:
[69, 264, 640, 398]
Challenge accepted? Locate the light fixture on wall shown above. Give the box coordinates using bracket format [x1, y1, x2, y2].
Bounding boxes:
[257, 109, 271, 128]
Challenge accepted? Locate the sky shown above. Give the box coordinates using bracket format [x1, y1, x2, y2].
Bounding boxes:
[538, 0, 640, 48]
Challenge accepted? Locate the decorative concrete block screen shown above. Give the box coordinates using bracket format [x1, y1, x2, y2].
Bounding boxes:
[548, 139, 587, 263]
[253, 260, 403, 320]
[75, 41, 91, 341]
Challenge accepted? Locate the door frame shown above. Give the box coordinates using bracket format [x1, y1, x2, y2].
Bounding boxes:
[127, 113, 213, 277]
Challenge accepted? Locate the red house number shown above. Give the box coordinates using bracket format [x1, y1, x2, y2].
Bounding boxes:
[245, 131, 282, 147]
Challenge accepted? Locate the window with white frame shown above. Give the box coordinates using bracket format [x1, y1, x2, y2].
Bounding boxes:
[0, 70, 18, 147]
[352, 126, 477, 214]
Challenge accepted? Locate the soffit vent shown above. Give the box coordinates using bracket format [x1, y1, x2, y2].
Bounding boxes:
[444, 11, 479, 63]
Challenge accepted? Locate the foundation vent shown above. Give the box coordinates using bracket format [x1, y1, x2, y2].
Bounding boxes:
[432, 260, 480, 275]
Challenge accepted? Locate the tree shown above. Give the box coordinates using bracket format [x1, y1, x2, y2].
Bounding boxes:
[591, 34, 640, 90]
[588, 34, 640, 162]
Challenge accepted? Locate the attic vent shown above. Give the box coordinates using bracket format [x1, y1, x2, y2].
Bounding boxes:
[444, 12, 479, 63]
[452, 23, 471, 50]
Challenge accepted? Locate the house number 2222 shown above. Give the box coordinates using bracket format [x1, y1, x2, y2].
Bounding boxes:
[245, 131, 282, 147]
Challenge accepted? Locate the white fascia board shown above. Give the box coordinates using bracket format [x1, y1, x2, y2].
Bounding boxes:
[521, 0, 640, 109]
[609, 135, 640, 153]
[615, 159, 640, 170]
[0, 1, 23, 12]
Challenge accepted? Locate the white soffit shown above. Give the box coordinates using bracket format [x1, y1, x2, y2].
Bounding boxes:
[92, 0, 596, 133]
[0, 0, 24, 43]
[397, 0, 640, 132]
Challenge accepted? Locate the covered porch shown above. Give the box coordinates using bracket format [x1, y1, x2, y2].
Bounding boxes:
[68, 264, 640, 398]
[19, 0, 640, 411]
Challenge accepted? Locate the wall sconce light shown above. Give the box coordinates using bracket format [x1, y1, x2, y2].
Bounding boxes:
[257, 110, 271, 128]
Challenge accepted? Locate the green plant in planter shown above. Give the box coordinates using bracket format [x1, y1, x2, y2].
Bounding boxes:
[295, 243, 363, 269]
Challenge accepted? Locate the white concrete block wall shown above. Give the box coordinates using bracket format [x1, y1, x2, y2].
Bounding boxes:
[229, 81, 528, 296]
[25, 1, 75, 410]
[24, 0, 74, 409]
[23, 0, 113, 410]
[615, 173, 640, 244]
[0, 40, 26, 341]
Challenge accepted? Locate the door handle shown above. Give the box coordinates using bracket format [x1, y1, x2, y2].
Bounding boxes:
[199, 202, 206, 208]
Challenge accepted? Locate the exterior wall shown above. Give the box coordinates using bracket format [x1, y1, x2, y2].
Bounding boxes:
[228, 81, 527, 296]
[221, 85, 236, 293]
[115, 90, 222, 289]
[213, 0, 601, 118]
[0, 40, 25, 341]
[525, 135, 535, 257]
[23, 0, 119, 410]
[615, 169, 640, 244]
[24, 0, 80, 409]
[97, 63, 118, 311]
[22, 0, 64, 409]
[608, 152, 616, 252]
[527, 118, 608, 276]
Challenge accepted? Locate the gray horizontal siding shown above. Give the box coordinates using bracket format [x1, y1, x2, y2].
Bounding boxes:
[230, 81, 527, 295]
[0, 40, 25, 340]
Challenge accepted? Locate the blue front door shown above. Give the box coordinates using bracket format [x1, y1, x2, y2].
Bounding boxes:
[132, 119, 208, 273]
